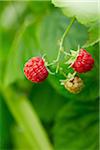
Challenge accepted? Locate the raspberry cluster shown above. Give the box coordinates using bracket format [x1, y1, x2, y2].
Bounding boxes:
[23, 48, 94, 94]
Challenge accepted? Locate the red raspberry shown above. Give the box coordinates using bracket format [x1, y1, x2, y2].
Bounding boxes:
[71, 49, 94, 73]
[24, 57, 48, 83]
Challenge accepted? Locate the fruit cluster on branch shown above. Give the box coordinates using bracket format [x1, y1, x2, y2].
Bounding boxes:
[23, 17, 94, 94]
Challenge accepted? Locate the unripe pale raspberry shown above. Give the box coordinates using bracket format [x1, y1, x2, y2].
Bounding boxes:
[24, 57, 48, 83]
[72, 49, 94, 73]
[63, 76, 84, 94]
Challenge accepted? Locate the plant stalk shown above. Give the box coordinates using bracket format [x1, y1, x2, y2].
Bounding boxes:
[1, 86, 53, 150]
[56, 16, 76, 73]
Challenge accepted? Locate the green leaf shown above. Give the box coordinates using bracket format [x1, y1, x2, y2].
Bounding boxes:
[53, 100, 99, 150]
[52, 0, 99, 26]
[52, 0, 100, 47]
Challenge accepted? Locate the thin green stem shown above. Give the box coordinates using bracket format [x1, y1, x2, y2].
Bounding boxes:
[55, 16, 76, 73]
[47, 17, 75, 72]
[60, 17, 76, 46]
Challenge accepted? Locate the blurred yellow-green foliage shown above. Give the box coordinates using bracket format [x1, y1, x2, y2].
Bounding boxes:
[0, 1, 99, 150]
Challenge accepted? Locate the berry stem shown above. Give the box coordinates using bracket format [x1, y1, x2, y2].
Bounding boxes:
[56, 16, 76, 73]
[47, 17, 76, 71]
[60, 17, 76, 48]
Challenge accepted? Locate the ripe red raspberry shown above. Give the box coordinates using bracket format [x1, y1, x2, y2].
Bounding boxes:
[24, 57, 48, 83]
[71, 49, 94, 73]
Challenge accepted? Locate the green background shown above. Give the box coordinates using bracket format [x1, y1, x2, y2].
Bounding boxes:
[0, 1, 99, 150]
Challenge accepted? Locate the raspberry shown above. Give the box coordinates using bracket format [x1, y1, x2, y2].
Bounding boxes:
[71, 49, 94, 73]
[24, 57, 48, 83]
[63, 76, 84, 94]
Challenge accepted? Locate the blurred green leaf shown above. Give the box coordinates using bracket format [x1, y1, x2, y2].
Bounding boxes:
[52, 0, 99, 26]
[12, 125, 32, 150]
[53, 100, 99, 150]
[0, 2, 27, 30]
